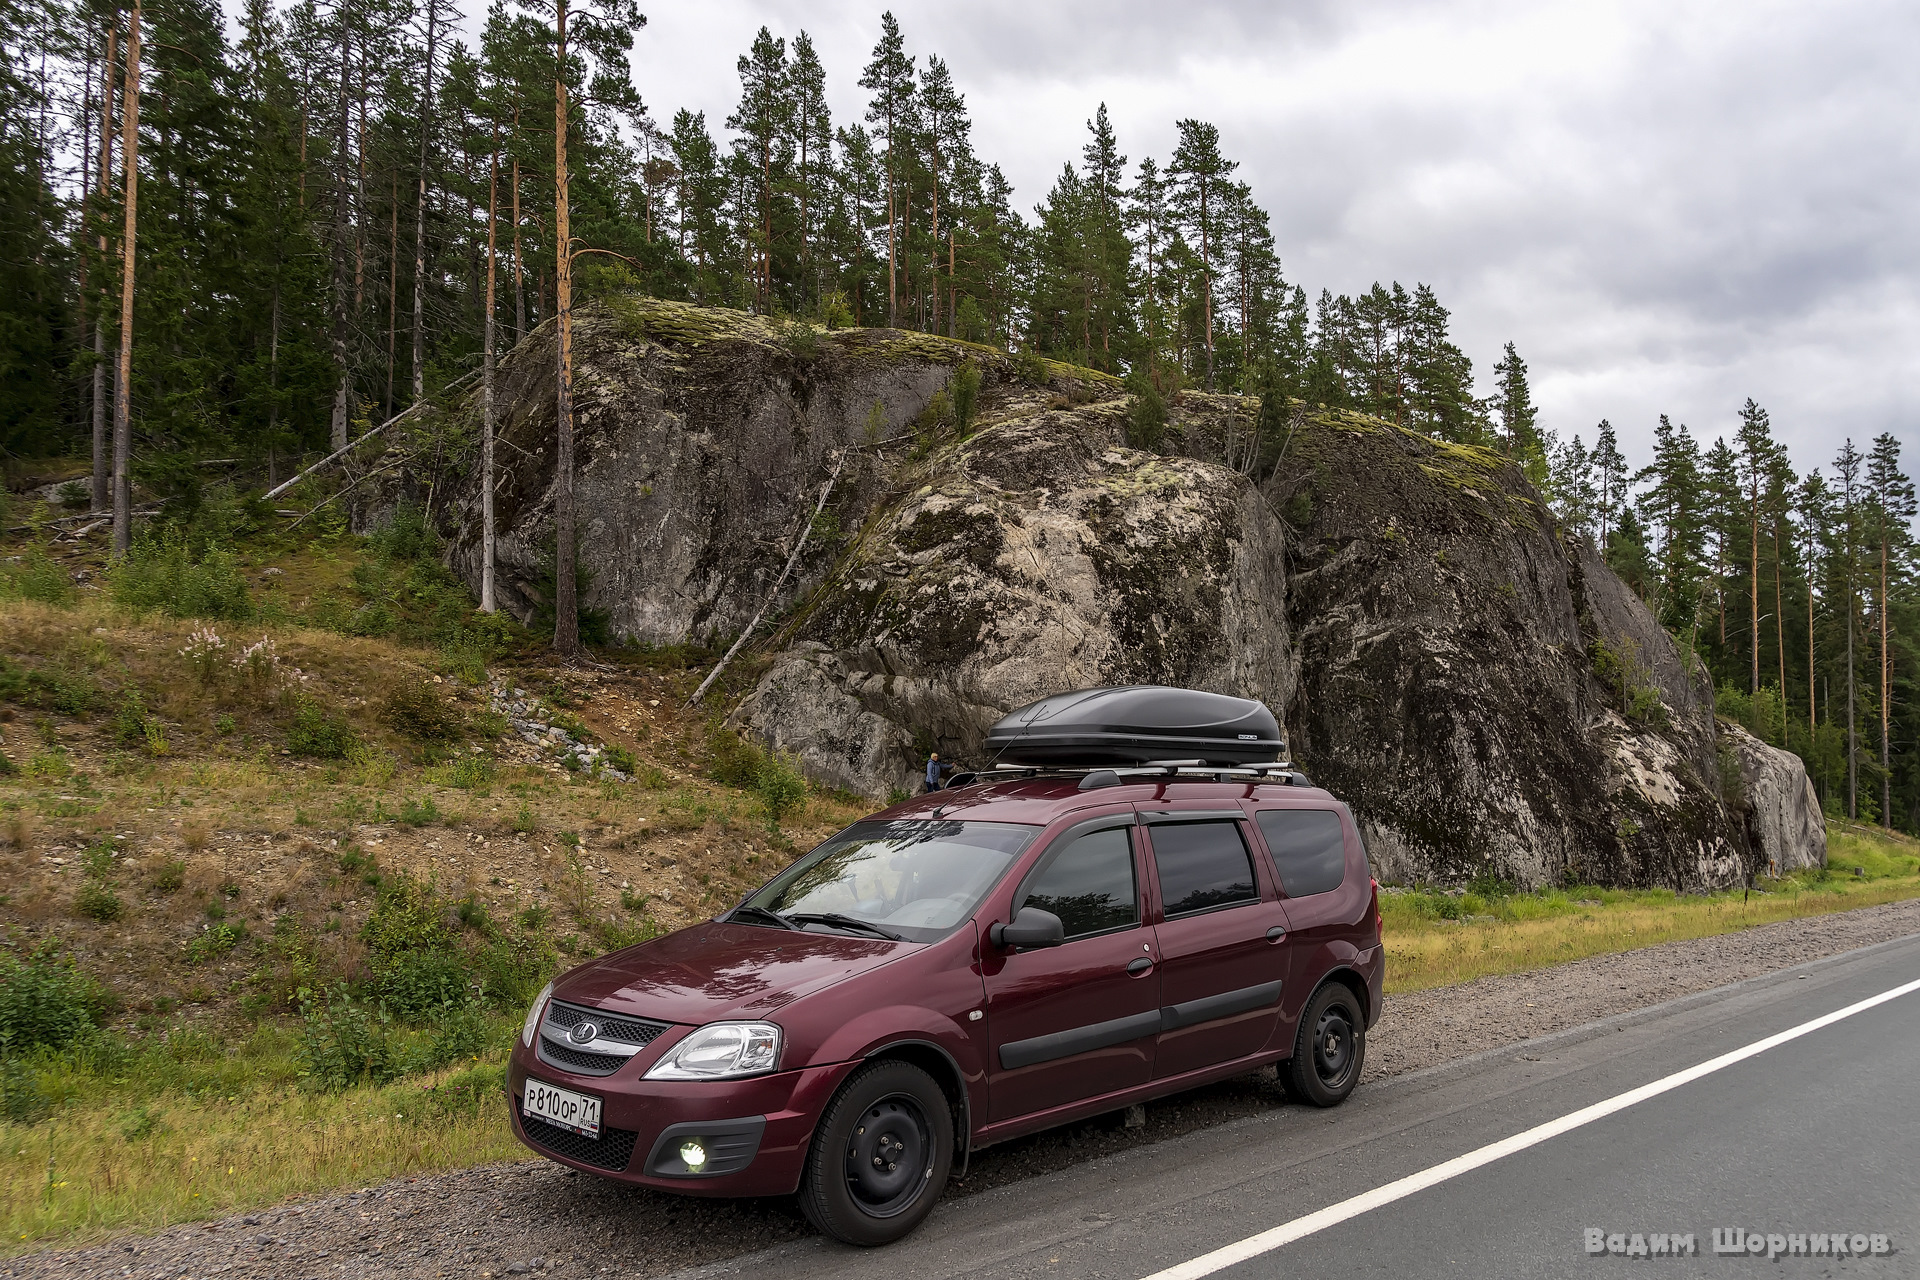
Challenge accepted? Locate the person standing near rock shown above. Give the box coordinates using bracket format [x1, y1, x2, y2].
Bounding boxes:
[924, 752, 955, 793]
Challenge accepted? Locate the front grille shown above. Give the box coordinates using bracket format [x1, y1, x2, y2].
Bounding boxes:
[545, 1001, 669, 1047]
[537, 1038, 629, 1075]
[516, 1099, 637, 1172]
[536, 1000, 674, 1077]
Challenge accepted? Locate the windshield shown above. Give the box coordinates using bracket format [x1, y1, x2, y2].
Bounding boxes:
[738, 820, 1039, 942]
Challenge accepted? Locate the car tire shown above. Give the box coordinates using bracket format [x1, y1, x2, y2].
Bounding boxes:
[1281, 982, 1365, 1107]
[799, 1060, 954, 1246]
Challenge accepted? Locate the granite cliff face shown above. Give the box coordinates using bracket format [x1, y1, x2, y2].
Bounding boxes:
[418, 296, 1821, 890]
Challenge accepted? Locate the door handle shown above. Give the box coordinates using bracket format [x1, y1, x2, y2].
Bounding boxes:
[1126, 957, 1153, 975]
[1266, 926, 1287, 942]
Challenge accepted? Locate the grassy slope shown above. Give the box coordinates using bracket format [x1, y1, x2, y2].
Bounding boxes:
[1, 503, 1915, 1253]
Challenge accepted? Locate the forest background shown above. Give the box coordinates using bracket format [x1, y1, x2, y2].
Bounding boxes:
[0, 0, 1912, 829]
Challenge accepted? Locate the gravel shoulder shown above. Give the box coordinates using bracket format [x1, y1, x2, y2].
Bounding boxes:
[12, 897, 1920, 1280]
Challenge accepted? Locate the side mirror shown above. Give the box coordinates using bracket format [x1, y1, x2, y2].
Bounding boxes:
[990, 907, 1066, 951]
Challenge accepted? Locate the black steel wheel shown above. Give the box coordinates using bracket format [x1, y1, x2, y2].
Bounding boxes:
[800, 1060, 954, 1246]
[1282, 982, 1366, 1107]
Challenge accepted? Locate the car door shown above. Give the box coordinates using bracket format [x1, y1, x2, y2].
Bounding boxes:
[1142, 811, 1290, 1079]
[1251, 804, 1362, 1036]
[982, 814, 1161, 1122]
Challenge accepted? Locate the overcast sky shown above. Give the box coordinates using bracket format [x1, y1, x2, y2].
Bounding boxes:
[602, 0, 1917, 482]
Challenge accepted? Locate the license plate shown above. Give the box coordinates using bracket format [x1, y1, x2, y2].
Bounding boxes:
[524, 1078, 602, 1139]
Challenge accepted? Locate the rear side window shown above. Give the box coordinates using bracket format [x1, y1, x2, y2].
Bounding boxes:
[1020, 827, 1138, 939]
[1150, 821, 1257, 917]
[1256, 809, 1347, 898]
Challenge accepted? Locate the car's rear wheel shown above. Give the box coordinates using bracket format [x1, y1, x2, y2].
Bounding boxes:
[799, 1060, 954, 1246]
[1282, 982, 1365, 1107]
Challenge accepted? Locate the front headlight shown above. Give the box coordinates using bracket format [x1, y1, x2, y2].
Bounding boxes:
[522, 981, 554, 1048]
[643, 1022, 782, 1080]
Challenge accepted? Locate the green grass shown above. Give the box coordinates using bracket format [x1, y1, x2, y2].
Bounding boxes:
[1382, 825, 1920, 993]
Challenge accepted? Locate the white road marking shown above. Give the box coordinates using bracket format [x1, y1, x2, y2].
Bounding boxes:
[1139, 973, 1920, 1280]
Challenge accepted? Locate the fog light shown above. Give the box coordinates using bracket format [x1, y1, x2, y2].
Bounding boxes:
[679, 1140, 707, 1171]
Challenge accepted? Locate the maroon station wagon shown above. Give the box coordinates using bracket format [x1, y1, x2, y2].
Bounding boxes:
[506, 756, 1384, 1244]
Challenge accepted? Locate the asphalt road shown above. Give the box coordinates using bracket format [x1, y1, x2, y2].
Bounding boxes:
[676, 931, 1920, 1280]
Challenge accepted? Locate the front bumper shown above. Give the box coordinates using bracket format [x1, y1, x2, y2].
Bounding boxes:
[506, 1047, 856, 1197]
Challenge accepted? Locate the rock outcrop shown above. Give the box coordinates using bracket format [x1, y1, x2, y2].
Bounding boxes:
[416, 295, 1824, 890]
[1722, 721, 1828, 873]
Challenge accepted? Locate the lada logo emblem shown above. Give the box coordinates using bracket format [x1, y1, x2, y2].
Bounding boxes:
[570, 1021, 600, 1046]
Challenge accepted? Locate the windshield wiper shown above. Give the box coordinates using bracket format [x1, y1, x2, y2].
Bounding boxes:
[785, 912, 907, 941]
[726, 904, 797, 930]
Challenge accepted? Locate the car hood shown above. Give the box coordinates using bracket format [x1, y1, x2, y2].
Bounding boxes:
[556, 921, 910, 1025]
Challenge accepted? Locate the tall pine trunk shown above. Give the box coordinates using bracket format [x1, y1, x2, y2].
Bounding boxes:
[512, 107, 525, 342]
[1882, 541, 1892, 829]
[551, 0, 579, 658]
[92, 24, 114, 513]
[327, 30, 352, 451]
[386, 171, 397, 418]
[111, 5, 140, 555]
[411, 0, 439, 404]
[1749, 479, 1760, 696]
[481, 131, 498, 613]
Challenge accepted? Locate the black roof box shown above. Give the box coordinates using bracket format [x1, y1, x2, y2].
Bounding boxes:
[985, 686, 1284, 767]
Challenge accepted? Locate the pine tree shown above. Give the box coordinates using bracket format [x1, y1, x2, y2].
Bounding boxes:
[1866, 433, 1915, 829]
[786, 31, 829, 305]
[1591, 420, 1627, 550]
[1834, 438, 1864, 818]
[727, 27, 787, 312]
[857, 12, 914, 327]
[1734, 399, 1780, 694]
[1168, 119, 1235, 390]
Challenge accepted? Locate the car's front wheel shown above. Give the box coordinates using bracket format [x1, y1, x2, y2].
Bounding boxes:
[799, 1059, 954, 1246]
[1282, 982, 1366, 1107]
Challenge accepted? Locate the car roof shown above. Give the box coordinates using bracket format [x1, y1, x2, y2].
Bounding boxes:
[860, 776, 1340, 828]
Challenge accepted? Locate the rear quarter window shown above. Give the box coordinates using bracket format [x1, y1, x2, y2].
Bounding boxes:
[1255, 808, 1347, 898]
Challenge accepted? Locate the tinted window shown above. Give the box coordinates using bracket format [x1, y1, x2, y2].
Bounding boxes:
[1256, 809, 1347, 898]
[1150, 821, 1257, 917]
[1020, 827, 1138, 939]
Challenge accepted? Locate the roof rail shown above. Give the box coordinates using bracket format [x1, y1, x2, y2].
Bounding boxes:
[944, 761, 1308, 790]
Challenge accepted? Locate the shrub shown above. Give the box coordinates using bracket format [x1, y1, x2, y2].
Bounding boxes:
[374, 949, 474, 1019]
[0, 1055, 47, 1124]
[150, 858, 186, 892]
[397, 796, 442, 827]
[110, 532, 252, 620]
[755, 751, 809, 827]
[1125, 374, 1169, 451]
[1012, 348, 1049, 386]
[0, 947, 109, 1050]
[382, 682, 463, 742]
[472, 931, 555, 1009]
[297, 991, 398, 1091]
[367, 502, 436, 562]
[185, 921, 247, 963]
[951, 360, 982, 435]
[285, 697, 357, 759]
[362, 874, 454, 961]
[1, 546, 76, 606]
[708, 728, 766, 788]
[604, 745, 637, 775]
[74, 879, 123, 922]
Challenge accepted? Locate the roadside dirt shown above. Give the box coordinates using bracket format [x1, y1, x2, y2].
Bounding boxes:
[10, 896, 1919, 1280]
